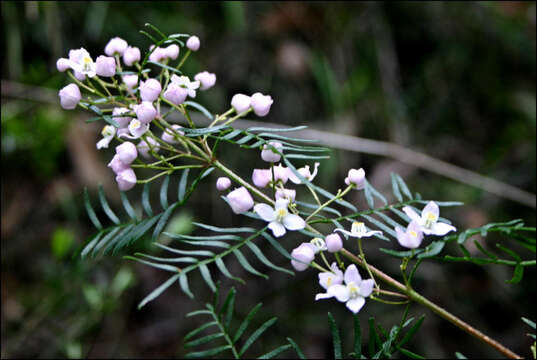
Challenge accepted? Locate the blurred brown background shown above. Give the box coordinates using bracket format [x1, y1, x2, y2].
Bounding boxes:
[1, 1, 535, 358]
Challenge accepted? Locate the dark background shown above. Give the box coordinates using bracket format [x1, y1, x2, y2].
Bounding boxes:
[2, 1, 535, 358]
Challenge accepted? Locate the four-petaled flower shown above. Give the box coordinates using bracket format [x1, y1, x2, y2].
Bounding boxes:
[403, 201, 456, 236]
[396, 220, 424, 249]
[254, 199, 305, 237]
[314, 262, 343, 300]
[335, 221, 382, 238]
[170, 75, 200, 98]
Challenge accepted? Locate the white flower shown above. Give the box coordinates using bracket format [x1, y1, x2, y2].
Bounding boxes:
[395, 220, 424, 249]
[288, 162, 320, 184]
[68, 48, 96, 78]
[335, 221, 382, 238]
[314, 262, 343, 300]
[96, 125, 116, 149]
[402, 201, 456, 236]
[317, 264, 374, 314]
[254, 198, 305, 238]
[170, 74, 200, 98]
[127, 119, 149, 139]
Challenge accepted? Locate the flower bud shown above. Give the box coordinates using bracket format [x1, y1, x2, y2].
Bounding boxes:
[95, 55, 116, 77]
[149, 46, 167, 63]
[122, 74, 138, 90]
[73, 71, 86, 81]
[252, 169, 272, 188]
[273, 163, 289, 183]
[165, 44, 180, 60]
[344, 168, 366, 189]
[134, 101, 157, 124]
[162, 124, 184, 144]
[105, 37, 128, 56]
[137, 137, 160, 158]
[116, 168, 137, 191]
[107, 154, 130, 174]
[56, 58, 70, 72]
[163, 83, 188, 105]
[128, 119, 149, 138]
[58, 83, 81, 110]
[216, 177, 232, 191]
[261, 141, 283, 163]
[250, 92, 274, 117]
[112, 107, 132, 128]
[186, 36, 200, 51]
[290, 243, 315, 271]
[139, 78, 162, 102]
[123, 46, 141, 66]
[116, 141, 137, 165]
[194, 71, 216, 91]
[226, 187, 254, 214]
[275, 188, 296, 202]
[325, 233, 343, 253]
[231, 94, 251, 114]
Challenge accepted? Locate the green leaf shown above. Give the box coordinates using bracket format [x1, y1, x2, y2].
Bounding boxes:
[286, 338, 306, 359]
[184, 321, 219, 341]
[506, 264, 524, 284]
[142, 182, 153, 217]
[80, 231, 103, 258]
[215, 257, 245, 284]
[125, 255, 179, 273]
[328, 312, 342, 359]
[84, 188, 102, 229]
[260, 232, 293, 260]
[185, 344, 232, 358]
[391, 173, 403, 202]
[247, 125, 308, 133]
[199, 263, 216, 292]
[223, 129, 243, 140]
[236, 134, 255, 144]
[394, 173, 413, 200]
[246, 242, 294, 276]
[160, 175, 170, 209]
[233, 303, 262, 343]
[155, 243, 214, 257]
[184, 333, 224, 348]
[496, 243, 522, 261]
[398, 348, 425, 359]
[233, 249, 269, 279]
[178, 169, 190, 203]
[169, 33, 191, 38]
[398, 315, 425, 348]
[193, 222, 256, 234]
[239, 317, 278, 356]
[353, 314, 362, 359]
[521, 317, 536, 329]
[120, 191, 138, 220]
[179, 272, 194, 299]
[137, 273, 180, 309]
[363, 182, 374, 209]
[368, 318, 381, 358]
[144, 22, 166, 39]
[360, 214, 396, 239]
[379, 247, 423, 258]
[98, 185, 120, 225]
[454, 352, 467, 359]
[182, 124, 229, 137]
[91, 227, 121, 256]
[183, 100, 214, 120]
[104, 224, 135, 254]
[220, 287, 236, 330]
[365, 179, 387, 206]
[152, 202, 180, 241]
[257, 344, 292, 359]
[147, 60, 183, 74]
[417, 241, 445, 259]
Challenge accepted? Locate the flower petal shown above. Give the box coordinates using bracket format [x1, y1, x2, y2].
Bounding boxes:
[402, 206, 421, 223]
[254, 203, 276, 222]
[334, 228, 355, 237]
[344, 264, 362, 285]
[363, 230, 383, 238]
[359, 279, 375, 297]
[328, 284, 350, 302]
[345, 297, 366, 314]
[268, 221, 286, 237]
[430, 222, 456, 236]
[315, 292, 333, 301]
[422, 201, 439, 220]
[275, 198, 289, 210]
[282, 214, 306, 231]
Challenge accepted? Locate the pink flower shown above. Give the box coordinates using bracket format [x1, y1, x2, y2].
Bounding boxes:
[139, 78, 162, 102]
[108, 154, 130, 174]
[231, 94, 251, 114]
[344, 168, 366, 189]
[149, 46, 167, 63]
[273, 163, 289, 184]
[289, 162, 320, 184]
[105, 37, 128, 56]
[250, 92, 273, 117]
[163, 83, 188, 105]
[395, 220, 424, 249]
[290, 243, 315, 271]
[133, 101, 157, 124]
[194, 71, 216, 90]
[226, 187, 254, 214]
[122, 74, 138, 90]
[186, 36, 200, 51]
[261, 141, 283, 163]
[137, 137, 160, 158]
[216, 177, 232, 191]
[56, 58, 70, 72]
[116, 141, 137, 165]
[112, 107, 132, 128]
[68, 48, 96, 78]
[170, 75, 199, 98]
[252, 169, 272, 188]
[402, 201, 456, 236]
[127, 119, 149, 139]
[96, 125, 116, 149]
[275, 188, 296, 202]
[162, 124, 184, 144]
[314, 263, 344, 299]
[325, 233, 343, 253]
[58, 83, 81, 110]
[95, 55, 116, 77]
[116, 168, 137, 191]
[123, 46, 141, 66]
[165, 44, 180, 60]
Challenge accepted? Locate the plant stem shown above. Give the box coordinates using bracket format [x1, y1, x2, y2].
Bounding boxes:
[340, 248, 521, 359]
[305, 185, 353, 222]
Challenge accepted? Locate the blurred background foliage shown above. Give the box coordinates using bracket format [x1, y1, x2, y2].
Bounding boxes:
[1, 1, 535, 358]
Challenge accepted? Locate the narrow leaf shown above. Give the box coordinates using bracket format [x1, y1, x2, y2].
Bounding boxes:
[142, 182, 153, 217]
[120, 191, 138, 220]
[179, 272, 194, 298]
[147, 60, 183, 74]
[391, 173, 403, 202]
[328, 312, 342, 359]
[258, 344, 292, 359]
[395, 173, 413, 200]
[215, 258, 245, 284]
[199, 263, 216, 292]
[81, 231, 103, 258]
[354, 314, 362, 359]
[98, 185, 120, 224]
[185, 333, 224, 348]
[369, 317, 381, 357]
[160, 175, 170, 209]
[184, 321, 219, 341]
[152, 202, 180, 240]
[185, 344, 232, 358]
[221, 287, 236, 331]
[287, 338, 306, 359]
[398, 348, 425, 359]
[398, 315, 425, 348]
[365, 179, 387, 206]
[506, 264, 523, 284]
[417, 241, 445, 259]
[233, 249, 269, 279]
[233, 303, 262, 343]
[246, 242, 294, 275]
[178, 169, 189, 202]
[239, 317, 278, 356]
[138, 273, 180, 309]
[363, 181, 375, 208]
[84, 188, 102, 229]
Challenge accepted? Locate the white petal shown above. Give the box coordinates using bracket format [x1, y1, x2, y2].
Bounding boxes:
[430, 222, 456, 236]
[328, 284, 350, 302]
[310, 162, 320, 180]
[254, 203, 276, 222]
[422, 201, 439, 219]
[345, 297, 366, 314]
[282, 214, 305, 231]
[288, 171, 301, 184]
[96, 135, 113, 149]
[315, 292, 333, 301]
[359, 279, 375, 297]
[334, 228, 355, 237]
[268, 221, 286, 237]
[402, 206, 421, 223]
[275, 198, 289, 210]
[363, 230, 383, 238]
[344, 264, 362, 285]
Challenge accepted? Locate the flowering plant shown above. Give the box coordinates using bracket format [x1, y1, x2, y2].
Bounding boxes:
[58, 24, 535, 359]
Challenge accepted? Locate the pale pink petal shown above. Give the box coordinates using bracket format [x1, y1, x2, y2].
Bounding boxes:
[344, 264, 362, 285]
[315, 292, 333, 301]
[422, 201, 439, 220]
[254, 203, 276, 222]
[359, 279, 375, 297]
[334, 228, 354, 237]
[402, 206, 421, 222]
[346, 297, 366, 314]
